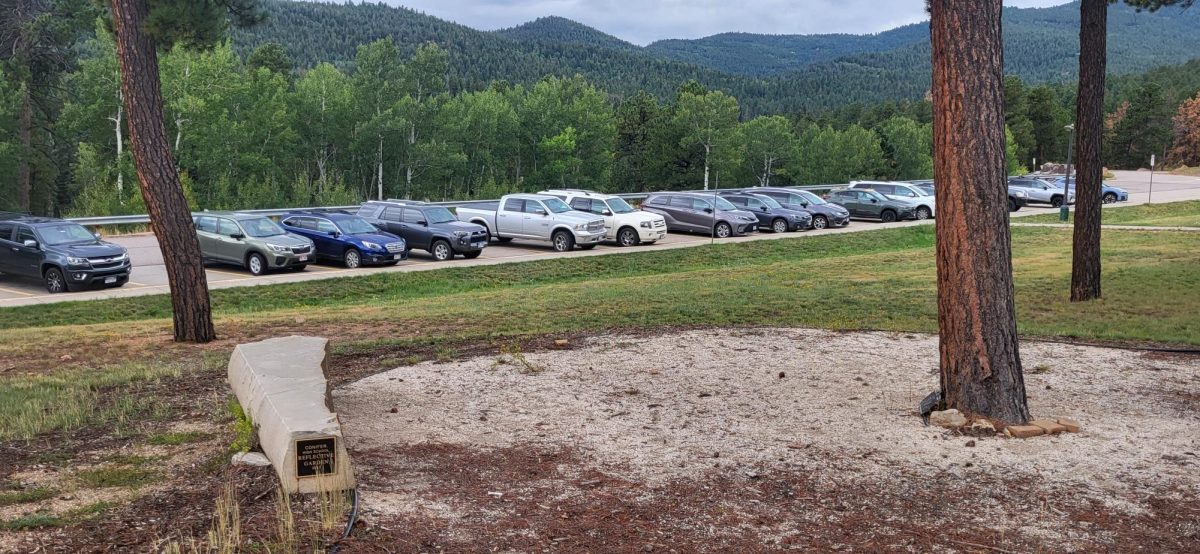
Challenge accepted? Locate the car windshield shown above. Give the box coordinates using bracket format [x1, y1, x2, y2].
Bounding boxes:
[426, 207, 457, 224]
[337, 216, 378, 235]
[916, 184, 935, 195]
[911, 186, 934, 197]
[796, 191, 826, 205]
[713, 196, 737, 211]
[608, 198, 635, 214]
[241, 217, 285, 237]
[543, 198, 572, 214]
[36, 223, 96, 246]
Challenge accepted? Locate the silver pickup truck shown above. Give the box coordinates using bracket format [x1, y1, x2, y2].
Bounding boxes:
[455, 193, 608, 252]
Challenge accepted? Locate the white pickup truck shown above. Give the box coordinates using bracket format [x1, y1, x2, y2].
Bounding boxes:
[455, 194, 608, 252]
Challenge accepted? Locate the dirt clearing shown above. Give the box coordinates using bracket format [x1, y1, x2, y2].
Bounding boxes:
[334, 328, 1200, 552]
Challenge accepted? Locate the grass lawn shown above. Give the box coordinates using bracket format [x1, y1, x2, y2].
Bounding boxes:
[1019, 200, 1200, 228]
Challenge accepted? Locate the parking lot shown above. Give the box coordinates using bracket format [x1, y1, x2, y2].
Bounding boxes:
[1, 170, 1196, 307]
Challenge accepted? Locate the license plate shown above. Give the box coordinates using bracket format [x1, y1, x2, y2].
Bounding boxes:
[472, 242, 486, 248]
[104, 276, 117, 284]
[298, 255, 308, 262]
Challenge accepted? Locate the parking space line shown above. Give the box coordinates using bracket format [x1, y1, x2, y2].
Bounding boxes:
[0, 285, 34, 297]
[304, 264, 342, 272]
[204, 268, 251, 279]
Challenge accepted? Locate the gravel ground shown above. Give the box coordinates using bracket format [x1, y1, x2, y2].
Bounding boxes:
[334, 328, 1200, 551]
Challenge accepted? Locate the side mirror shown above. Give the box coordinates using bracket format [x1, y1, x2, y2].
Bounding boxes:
[416, 220, 428, 226]
[703, 208, 714, 214]
[602, 210, 613, 216]
[23, 240, 39, 249]
[231, 233, 245, 240]
[761, 206, 769, 212]
[870, 199, 878, 203]
[93, 232, 102, 240]
[327, 230, 340, 237]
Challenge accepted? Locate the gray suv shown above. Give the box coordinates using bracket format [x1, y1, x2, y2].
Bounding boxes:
[358, 200, 488, 261]
[746, 187, 850, 230]
[826, 189, 918, 222]
[641, 192, 759, 238]
[719, 192, 812, 232]
[193, 212, 315, 275]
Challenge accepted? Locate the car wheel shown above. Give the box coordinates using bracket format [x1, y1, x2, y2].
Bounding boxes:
[618, 227, 640, 247]
[432, 240, 454, 261]
[880, 210, 897, 223]
[579, 244, 597, 250]
[343, 248, 362, 269]
[247, 253, 267, 276]
[812, 215, 828, 230]
[552, 230, 574, 252]
[772, 218, 789, 233]
[915, 206, 932, 220]
[1008, 198, 1018, 212]
[1050, 195, 1063, 208]
[463, 250, 482, 259]
[714, 222, 732, 238]
[44, 267, 68, 294]
[1103, 192, 1117, 204]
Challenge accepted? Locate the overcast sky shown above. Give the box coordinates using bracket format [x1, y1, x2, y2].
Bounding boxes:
[361, 0, 1070, 45]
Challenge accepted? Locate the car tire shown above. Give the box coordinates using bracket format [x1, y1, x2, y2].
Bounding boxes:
[714, 221, 733, 238]
[915, 206, 932, 220]
[1008, 198, 1019, 212]
[812, 215, 828, 230]
[293, 264, 307, 272]
[1103, 192, 1117, 204]
[1050, 195, 1064, 208]
[771, 218, 789, 233]
[463, 251, 482, 259]
[44, 267, 68, 294]
[247, 252, 267, 276]
[579, 244, 597, 250]
[617, 227, 640, 247]
[552, 230, 575, 252]
[880, 210, 897, 223]
[343, 248, 362, 269]
[432, 240, 453, 261]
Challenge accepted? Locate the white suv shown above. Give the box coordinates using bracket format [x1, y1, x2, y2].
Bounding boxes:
[541, 189, 668, 246]
[850, 181, 936, 220]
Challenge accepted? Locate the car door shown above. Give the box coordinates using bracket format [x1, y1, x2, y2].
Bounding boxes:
[690, 198, 717, 230]
[522, 200, 551, 238]
[664, 196, 692, 231]
[308, 217, 341, 259]
[214, 218, 246, 263]
[742, 197, 770, 225]
[11, 225, 43, 277]
[498, 198, 524, 237]
[833, 192, 859, 216]
[194, 216, 221, 260]
[859, 192, 883, 218]
[401, 208, 433, 251]
[0, 222, 16, 274]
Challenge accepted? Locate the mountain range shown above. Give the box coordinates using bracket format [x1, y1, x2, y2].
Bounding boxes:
[231, 1, 1200, 114]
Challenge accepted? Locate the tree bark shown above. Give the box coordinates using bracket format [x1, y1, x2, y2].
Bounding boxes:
[17, 84, 33, 212]
[109, 0, 215, 343]
[930, 0, 1030, 425]
[1070, 0, 1106, 302]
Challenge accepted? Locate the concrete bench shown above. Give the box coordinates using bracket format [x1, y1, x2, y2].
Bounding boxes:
[228, 336, 355, 493]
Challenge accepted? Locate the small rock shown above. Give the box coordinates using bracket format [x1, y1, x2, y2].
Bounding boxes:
[642, 545, 654, 552]
[965, 440, 976, 447]
[231, 452, 271, 467]
[554, 339, 569, 347]
[965, 420, 997, 436]
[1030, 419, 1067, 434]
[929, 409, 968, 429]
[1057, 418, 1081, 433]
[778, 371, 786, 379]
[60, 354, 73, 362]
[1006, 424, 1045, 439]
[389, 406, 399, 413]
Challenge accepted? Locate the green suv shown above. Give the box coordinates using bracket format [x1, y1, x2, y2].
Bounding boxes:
[826, 189, 918, 223]
[192, 212, 315, 275]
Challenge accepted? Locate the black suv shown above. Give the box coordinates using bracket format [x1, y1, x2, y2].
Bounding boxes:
[357, 200, 489, 261]
[0, 212, 131, 293]
[746, 187, 851, 230]
[719, 192, 812, 232]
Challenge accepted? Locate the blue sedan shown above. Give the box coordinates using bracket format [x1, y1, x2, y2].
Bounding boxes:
[280, 211, 408, 268]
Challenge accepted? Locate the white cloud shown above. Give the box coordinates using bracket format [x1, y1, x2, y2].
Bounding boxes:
[360, 0, 1070, 45]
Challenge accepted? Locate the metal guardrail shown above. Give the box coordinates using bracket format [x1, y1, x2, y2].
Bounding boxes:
[65, 185, 839, 227]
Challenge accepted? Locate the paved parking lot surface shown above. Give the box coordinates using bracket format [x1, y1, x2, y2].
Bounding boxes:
[1, 170, 1196, 307]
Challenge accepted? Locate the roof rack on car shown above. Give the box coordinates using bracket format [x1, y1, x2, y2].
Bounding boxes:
[382, 199, 428, 205]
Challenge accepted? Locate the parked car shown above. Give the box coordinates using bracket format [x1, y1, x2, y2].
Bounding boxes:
[641, 192, 759, 238]
[455, 194, 607, 252]
[540, 189, 668, 246]
[1039, 176, 1129, 204]
[745, 187, 850, 230]
[913, 182, 1029, 212]
[826, 189, 918, 222]
[280, 211, 407, 268]
[192, 212, 314, 275]
[850, 181, 936, 220]
[0, 212, 131, 293]
[357, 200, 487, 261]
[1008, 177, 1075, 207]
[719, 192, 812, 232]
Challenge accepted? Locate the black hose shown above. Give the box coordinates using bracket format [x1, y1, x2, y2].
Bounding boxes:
[327, 488, 360, 554]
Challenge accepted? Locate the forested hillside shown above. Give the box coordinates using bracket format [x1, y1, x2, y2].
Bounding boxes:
[229, 0, 1200, 113]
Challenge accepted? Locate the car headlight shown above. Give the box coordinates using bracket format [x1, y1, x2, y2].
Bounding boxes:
[1013, 190, 1027, 198]
[267, 244, 291, 253]
[574, 223, 587, 231]
[362, 241, 382, 251]
[639, 221, 652, 229]
[67, 256, 89, 266]
[454, 231, 469, 238]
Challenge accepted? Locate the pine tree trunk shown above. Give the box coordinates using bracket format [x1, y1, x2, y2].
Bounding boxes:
[1070, 0, 1106, 302]
[17, 84, 33, 212]
[930, 0, 1029, 425]
[110, 0, 215, 343]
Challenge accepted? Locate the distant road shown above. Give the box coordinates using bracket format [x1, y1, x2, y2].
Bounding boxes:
[1, 170, 1196, 308]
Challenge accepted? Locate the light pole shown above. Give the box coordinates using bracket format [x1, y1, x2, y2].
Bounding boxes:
[1061, 124, 1074, 222]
